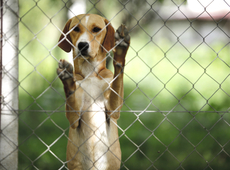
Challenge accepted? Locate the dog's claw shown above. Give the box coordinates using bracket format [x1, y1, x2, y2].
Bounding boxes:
[113, 24, 130, 66]
[115, 24, 130, 48]
[57, 59, 74, 80]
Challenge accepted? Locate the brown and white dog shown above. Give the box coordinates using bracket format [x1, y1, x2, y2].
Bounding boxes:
[57, 14, 130, 170]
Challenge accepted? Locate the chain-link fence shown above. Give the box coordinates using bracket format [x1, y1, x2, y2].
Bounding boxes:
[1, 0, 230, 169]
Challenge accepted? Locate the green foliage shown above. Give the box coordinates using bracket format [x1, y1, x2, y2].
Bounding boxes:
[18, 0, 230, 169]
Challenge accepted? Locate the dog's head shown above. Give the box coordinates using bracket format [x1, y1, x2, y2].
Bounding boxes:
[58, 14, 115, 59]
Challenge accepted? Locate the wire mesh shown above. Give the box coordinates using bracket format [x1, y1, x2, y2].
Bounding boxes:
[1, 0, 230, 169]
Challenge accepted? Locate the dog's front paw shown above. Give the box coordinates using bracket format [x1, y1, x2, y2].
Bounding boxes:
[57, 59, 73, 80]
[113, 24, 130, 67]
[115, 24, 130, 49]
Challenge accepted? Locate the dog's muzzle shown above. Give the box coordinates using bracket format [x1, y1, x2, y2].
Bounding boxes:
[78, 42, 89, 56]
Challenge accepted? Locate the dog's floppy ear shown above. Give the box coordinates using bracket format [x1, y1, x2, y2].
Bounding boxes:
[102, 19, 115, 53]
[58, 19, 72, 52]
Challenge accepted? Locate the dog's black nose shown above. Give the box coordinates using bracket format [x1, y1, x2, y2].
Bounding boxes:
[78, 42, 89, 53]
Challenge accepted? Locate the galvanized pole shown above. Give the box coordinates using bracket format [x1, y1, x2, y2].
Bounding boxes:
[0, 0, 3, 132]
[0, 0, 19, 169]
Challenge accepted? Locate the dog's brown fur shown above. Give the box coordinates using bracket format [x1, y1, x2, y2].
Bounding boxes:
[57, 14, 130, 170]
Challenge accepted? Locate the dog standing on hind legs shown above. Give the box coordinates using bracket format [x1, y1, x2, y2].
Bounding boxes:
[57, 14, 130, 170]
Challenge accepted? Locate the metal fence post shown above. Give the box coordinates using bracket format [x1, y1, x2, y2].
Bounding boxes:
[0, 0, 19, 169]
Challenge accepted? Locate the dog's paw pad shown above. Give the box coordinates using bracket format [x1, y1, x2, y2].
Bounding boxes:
[57, 59, 73, 80]
[115, 24, 130, 48]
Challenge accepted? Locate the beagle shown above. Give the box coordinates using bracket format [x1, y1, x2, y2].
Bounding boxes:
[57, 14, 130, 170]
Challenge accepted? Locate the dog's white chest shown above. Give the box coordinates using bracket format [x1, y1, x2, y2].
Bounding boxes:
[79, 76, 107, 112]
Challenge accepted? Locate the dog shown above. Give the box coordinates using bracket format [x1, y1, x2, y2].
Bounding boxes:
[57, 14, 130, 170]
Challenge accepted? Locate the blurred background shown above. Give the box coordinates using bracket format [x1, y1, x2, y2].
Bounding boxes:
[16, 0, 230, 169]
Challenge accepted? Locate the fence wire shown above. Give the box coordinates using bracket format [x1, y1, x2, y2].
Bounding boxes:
[1, 0, 230, 169]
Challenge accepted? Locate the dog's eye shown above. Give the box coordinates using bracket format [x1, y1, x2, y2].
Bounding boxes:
[73, 26, 80, 32]
[92, 27, 101, 33]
